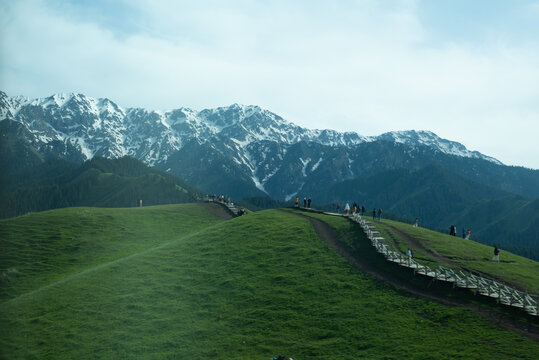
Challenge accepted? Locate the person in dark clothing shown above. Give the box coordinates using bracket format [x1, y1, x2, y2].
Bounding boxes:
[377, 208, 382, 221]
[372, 208, 376, 221]
[462, 228, 466, 239]
[307, 198, 311, 208]
[303, 198, 307, 207]
[361, 205, 366, 215]
[493, 247, 500, 261]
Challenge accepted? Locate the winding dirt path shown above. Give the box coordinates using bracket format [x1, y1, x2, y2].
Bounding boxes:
[382, 223, 527, 292]
[383, 223, 459, 267]
[282, 209, 539, 341]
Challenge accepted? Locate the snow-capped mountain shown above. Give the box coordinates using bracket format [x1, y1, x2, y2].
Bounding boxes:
[376, 130, 502, 164]
[4, 90, 529, 201]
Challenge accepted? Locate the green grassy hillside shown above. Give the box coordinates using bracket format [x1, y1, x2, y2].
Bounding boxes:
[0, 204, 224, 301]
[324, 165, 539, 260]
[1, 206, 538, 359]
[370, 219, 539, 293]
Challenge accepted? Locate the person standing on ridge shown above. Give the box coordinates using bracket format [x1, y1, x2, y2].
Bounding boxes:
[307, 197, 311, 208]
[493, 246, 500, 262]
[372, 208, 376, 221]
[345, 203, 350, 215]
[377, 208, 382, 221]
[303, 198, 307, 207]
[295, 196, 299, 207]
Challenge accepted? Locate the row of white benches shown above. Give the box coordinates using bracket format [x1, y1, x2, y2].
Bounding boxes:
[350, 214, 539, 317]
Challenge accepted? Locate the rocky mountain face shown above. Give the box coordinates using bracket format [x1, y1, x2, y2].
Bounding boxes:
[1, 90, 538, 201]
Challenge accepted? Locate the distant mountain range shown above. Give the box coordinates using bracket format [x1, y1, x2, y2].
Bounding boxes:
[1, 90, 538, 259]
[3, 90, 525, 198]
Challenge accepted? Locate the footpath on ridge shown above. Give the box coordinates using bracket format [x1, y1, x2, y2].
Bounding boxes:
[282, 207, 539, 341]
[199, 201, 235, 220]
[202, 197, 244, 218]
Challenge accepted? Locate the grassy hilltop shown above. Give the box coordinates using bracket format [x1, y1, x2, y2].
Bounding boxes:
[371, 219, 539, 293]
[1, 204, 538, 359]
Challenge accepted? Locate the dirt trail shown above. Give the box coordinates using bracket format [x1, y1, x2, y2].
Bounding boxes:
[198, 202, 234, 220]
[383, 223, 459, 267]
[283, 209, 539, 341]
[382, 223, 526, 292]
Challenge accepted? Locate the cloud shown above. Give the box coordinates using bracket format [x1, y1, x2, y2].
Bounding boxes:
[1, 0, 539, 168]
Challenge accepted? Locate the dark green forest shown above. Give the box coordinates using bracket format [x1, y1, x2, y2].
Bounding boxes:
[0, 157, 198, 218]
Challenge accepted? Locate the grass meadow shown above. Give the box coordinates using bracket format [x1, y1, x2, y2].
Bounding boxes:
[371, 219, 539, 293]
[1, 205, 538, 359]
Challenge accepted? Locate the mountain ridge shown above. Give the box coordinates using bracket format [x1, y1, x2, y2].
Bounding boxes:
[5, 90, 532, 202]
[0, 90, 500, 164]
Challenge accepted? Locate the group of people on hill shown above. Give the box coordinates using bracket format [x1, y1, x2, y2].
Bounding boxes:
[208, 194, 232, 204]
[449, 225, 472, 239]
[338, 202, 383, 221]
[342, 202, 365, 215]
[207, 193, 248, 217]
[449, 225, 501, 261]
[294, 196, 312, 208]
[293, 196, 504, 264]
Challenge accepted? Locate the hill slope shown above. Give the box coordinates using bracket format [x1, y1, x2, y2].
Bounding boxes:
[363, 217, 539, 294]
[0, 156, 198, 218]
[325, 165, 539, 260]
[1, 205, 537, 359]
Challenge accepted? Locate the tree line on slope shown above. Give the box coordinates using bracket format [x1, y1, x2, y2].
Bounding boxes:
[0, 157, 198, 219]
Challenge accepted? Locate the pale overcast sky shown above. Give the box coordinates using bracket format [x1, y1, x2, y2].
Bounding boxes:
[1, 0, 539, 169]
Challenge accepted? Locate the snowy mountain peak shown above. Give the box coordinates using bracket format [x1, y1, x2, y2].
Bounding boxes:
[44, 93, 73, 108]
[0, 91, 502, 168]
[377, 130, 502, 165]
